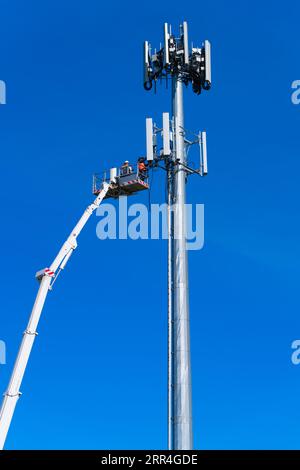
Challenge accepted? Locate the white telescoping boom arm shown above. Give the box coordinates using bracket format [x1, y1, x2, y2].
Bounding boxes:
[0, 182, 110, 449]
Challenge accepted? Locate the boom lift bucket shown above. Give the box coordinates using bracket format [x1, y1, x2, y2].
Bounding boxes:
[93, 164, 149, 199]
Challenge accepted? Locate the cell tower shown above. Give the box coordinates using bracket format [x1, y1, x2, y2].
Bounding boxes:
[143, 21, 211, 450]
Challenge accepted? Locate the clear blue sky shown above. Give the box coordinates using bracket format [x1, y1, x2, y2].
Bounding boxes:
[0, 0, 300, 450]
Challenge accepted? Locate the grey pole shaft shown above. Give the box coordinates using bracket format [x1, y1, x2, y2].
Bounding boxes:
[171, 77, 193, 450]
[167, 164, 174, 450]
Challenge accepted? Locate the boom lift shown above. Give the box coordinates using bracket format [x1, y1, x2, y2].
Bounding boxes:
[0, 182, 111, 449]
[0, 159, 152, 449]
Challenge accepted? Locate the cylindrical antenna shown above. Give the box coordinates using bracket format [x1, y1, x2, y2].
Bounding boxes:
[144, 41, 150, 88]
[183, 21, 189, 65]
[146, 118, 154, 161]
[164, 23, 170, 66]
[200, 131, 208, 175]
[204, 40, 211, 87]
[162, 112, 171, 156]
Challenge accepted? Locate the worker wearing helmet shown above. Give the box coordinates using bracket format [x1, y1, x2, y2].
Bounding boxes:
[120, 160, 132, 176]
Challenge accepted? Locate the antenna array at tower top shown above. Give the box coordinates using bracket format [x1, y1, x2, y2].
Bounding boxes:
[143, 21, 211, 95]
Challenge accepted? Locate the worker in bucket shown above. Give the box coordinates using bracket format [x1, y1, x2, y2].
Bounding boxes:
[120, 160, 132, 176]
[138, 157, 147, 180]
